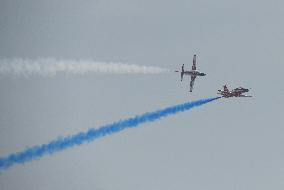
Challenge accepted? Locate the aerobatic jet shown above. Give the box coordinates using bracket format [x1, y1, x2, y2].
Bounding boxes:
[175, 55, 206, 92]
[217, 85, 252, 98]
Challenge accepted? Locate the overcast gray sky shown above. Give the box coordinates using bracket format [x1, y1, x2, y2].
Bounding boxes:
[0, 0, 284, 189]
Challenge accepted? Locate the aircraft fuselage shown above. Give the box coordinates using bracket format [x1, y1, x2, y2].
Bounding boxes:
[183, 70, 206, 76]
[234, 88, 249, 93]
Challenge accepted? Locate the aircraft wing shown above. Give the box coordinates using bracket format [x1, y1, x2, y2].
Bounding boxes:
[192, 55, 197, 70]
[239, 94, 252, 97]
[189, 75, 196, 92]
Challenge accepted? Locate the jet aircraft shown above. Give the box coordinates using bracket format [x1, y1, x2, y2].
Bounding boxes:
[217, 85, 252, 98]
[175, 55, 206, 92]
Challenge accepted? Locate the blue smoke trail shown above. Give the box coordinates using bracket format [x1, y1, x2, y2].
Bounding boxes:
[0, 97, 220, 170]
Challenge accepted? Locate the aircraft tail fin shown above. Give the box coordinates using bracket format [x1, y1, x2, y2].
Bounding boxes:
[180, 64, 184, 81]
[223, 85, 229, 92]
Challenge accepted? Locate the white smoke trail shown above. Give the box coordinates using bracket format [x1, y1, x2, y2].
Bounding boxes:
[0, 58, 169, 77]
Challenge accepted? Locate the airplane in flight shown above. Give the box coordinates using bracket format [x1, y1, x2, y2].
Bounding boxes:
[175, 55, 206, 92]
[217, 85, 252, 98]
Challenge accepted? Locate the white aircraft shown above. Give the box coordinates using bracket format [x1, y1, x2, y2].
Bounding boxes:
[175, 55, 206, 92]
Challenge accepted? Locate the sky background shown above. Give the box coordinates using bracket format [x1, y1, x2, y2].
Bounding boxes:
[0, 0, 284, 189]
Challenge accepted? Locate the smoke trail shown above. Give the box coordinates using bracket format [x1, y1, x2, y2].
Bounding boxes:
[0, 97, 220, 170]
[0, 58, 169, 77]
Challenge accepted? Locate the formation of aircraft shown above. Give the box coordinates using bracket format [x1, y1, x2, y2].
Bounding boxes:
[217, 85, 252, 98]
[175, 54, 252, 98]
[175, 55, 206, 92]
